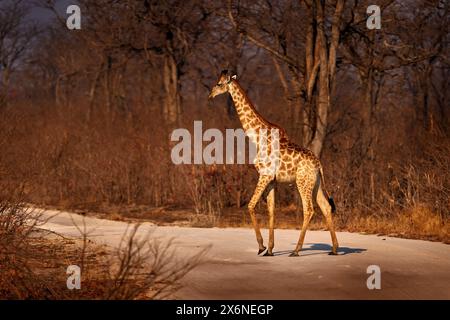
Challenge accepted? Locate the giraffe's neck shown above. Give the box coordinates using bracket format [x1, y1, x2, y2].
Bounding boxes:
[228, 81, 268, 133]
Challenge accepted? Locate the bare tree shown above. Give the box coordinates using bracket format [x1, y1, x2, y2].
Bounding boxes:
[226, 0, 346, 157]
[387, 0, 449, 131]
[0, 0, 37, 107]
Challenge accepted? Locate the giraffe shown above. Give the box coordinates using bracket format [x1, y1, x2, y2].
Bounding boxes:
[208, 70, 339, 256]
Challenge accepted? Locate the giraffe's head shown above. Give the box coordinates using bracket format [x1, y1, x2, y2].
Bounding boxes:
[208, 70, 237, 99]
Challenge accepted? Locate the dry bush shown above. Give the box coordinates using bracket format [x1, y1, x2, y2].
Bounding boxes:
[99, 224, 207, 299]
[1, 99, 449, 242]
[0, 184, 206, 299]
[0, 0, 448, 244]
[344, 205, 449, 243]
[64, 215, 207, 300]
[0, 191, 67, 299]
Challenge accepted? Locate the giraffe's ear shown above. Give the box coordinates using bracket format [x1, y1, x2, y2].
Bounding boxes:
[231, 74, 237, 80]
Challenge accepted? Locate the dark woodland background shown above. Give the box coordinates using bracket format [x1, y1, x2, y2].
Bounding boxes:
[0, 0, 449, 241]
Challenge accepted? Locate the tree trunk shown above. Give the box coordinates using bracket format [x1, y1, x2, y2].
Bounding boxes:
[162, 54, 181, 125]
[0, 66, 12, 108]
[302, 1, 317, 147]
[328, 0, 344, 95]
[303, 0, 344, 157]
[87, 66, 102, 121]
[104, 56, 112, 115]
[309, 0, 329, 157]
[421, 65, 432, 130]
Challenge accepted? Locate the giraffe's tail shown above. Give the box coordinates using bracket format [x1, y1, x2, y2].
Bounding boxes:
[319, 166, 336, 213]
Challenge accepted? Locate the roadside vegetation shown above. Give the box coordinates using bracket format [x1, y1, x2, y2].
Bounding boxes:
[0, 189, 204, 299]
[0, 1, 448, 245]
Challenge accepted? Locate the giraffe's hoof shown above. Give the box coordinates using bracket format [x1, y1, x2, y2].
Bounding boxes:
[257, 247, 267, 255]
[328, 251, 338, 255]
[289, 252, 299, 257]
[263, 251, 274, 256]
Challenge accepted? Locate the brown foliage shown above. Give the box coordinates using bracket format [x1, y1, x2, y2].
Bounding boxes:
[0, 0, 448, 243]
[0, 186, 205, 299]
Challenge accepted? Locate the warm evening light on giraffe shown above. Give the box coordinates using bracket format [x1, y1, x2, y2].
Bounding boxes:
[1, 0, 448, 309]
[209, 70, 338, 256]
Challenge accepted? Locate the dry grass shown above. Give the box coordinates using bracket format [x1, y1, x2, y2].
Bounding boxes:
[0, 98, 448, 247]
[343, 205, 450, 243]
[75, 201, 449, 243]
[0, 190, 206, 300]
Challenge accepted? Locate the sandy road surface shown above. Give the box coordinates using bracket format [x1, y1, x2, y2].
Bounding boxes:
[39, 209, 450, 299]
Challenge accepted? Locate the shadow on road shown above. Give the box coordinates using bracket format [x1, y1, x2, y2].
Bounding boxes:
[273, 243, 367, 256]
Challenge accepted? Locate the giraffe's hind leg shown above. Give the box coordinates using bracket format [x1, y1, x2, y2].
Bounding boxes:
[263, 182, 275, 256]
[316, 180, 339, 255]
[290, 173, 316, 257]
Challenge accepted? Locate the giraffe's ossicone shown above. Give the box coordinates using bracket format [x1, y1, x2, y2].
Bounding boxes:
[209, 70, 339, 256]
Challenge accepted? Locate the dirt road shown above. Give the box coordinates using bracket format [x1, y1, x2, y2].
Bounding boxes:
[39, 209, 450, 299]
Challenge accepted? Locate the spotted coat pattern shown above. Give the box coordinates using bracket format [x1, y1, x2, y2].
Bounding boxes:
[209, 72, 339, 256]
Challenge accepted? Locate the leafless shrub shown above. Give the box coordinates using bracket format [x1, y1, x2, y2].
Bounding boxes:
[0, 189, 66, 299]
[0, 0, 448, 243]
[100, 224, 207, 300]
[0, 195, 207, 299]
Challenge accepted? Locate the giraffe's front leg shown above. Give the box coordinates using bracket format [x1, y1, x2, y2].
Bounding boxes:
[248, 175, 273, 255]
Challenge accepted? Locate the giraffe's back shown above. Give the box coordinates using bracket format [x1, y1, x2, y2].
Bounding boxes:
[254, 138, 320, 182]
